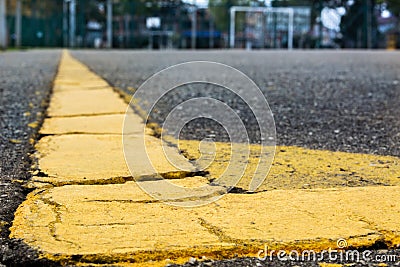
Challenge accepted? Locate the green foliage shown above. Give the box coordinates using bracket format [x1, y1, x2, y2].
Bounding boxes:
[271, 0, 313, 7]
[383, 0, 400, 15]
[114, 0, 184, 16]
[84, 0, 106, 22]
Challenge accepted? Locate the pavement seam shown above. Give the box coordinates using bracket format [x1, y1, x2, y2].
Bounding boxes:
[30, 176, 136, 187]
[30, 174, 215, 187]
[39, 132, 126, 136]
[48, 112, 126, 118]
[110, 85, 164, 139]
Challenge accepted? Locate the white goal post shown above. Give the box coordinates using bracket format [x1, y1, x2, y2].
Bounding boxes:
[229, 6, 294, 49]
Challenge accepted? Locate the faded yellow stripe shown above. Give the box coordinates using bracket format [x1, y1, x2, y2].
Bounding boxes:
[178, 140, 400, 191]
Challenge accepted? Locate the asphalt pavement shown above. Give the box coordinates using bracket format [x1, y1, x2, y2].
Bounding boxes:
[0, 50, 61, 266]
[72, 50, 400, 157]
[1, 49, 400, 266]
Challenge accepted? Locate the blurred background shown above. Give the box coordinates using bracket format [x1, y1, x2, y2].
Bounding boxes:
[0, 0, 399, 50]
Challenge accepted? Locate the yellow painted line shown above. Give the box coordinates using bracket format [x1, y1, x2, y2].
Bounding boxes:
[10, 184, 400, 265]
[40, 114, 140, 135]
[319, 263, 344, 267]
[177, 140, 400, 191]
[9, 50, 400, 266]
[28, 51, 196, 187]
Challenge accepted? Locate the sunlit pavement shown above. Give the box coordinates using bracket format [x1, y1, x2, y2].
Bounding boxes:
[1, 50, 400, 266]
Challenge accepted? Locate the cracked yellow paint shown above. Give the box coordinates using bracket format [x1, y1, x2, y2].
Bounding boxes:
[9, 50, 400, 266]
[30, 51, 196, 186]
[47, 89, 127, 117]
[33, 134, 131, 184]
[27, 121, 39, 129]
[319, 263, 344, 267]
[40, 114, 142, 135]
[33, 133, 196, 185]
[10, 185, 400, 265]
[54, 80, 109, 91]
[177, 140, 400, 191]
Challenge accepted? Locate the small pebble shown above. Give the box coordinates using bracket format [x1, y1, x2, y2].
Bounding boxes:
[188, 257, 196, 264]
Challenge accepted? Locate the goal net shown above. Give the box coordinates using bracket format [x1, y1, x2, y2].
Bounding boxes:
[229, 6, 295, 49]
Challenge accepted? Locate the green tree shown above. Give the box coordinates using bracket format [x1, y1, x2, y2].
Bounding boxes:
[378, 0, 400, 15]
[340, 0, 378, 48]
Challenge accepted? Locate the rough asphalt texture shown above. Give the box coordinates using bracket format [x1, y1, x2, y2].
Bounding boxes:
[0, 50, 60, 266]
[73, 50, 400, 157]
[0, 50, 399, 266]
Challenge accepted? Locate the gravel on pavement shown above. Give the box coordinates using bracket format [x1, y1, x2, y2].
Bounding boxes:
[0, 50, 61, 266]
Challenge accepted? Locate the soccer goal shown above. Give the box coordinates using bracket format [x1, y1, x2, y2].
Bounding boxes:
[229, 6, 294, 49]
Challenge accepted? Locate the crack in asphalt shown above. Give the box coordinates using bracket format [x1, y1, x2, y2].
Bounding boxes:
[198, 218, 238, 244]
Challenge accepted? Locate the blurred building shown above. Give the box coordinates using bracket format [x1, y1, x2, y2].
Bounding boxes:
[3, 0, 221, 49]
[111, 2, 221, 49]
[180, 7, 222, 48]
[232, 7, 311, 49]
[5, 0, 63, 47]
[377, 11, 399, 49]
[2, 0, 399, 49]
